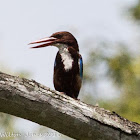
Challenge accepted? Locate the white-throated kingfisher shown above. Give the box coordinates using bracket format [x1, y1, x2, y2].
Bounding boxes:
[29, 31, 83, 99]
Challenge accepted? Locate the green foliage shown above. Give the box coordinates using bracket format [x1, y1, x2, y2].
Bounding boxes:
[129, 0, 140, 21]
[107, 50, 134, 86]
[82, 43, 140, 123]
[106, 53, 140, 123]
[0, 113, 15, 140]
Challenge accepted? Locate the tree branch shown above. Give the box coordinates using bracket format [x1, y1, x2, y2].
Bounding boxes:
[0, 71, 140, 140]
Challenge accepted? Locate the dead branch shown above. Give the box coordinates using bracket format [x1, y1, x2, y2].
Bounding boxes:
[0, 71, 140, 140]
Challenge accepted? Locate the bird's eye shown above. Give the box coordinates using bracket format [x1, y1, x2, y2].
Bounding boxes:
[54, 34, 62, 39]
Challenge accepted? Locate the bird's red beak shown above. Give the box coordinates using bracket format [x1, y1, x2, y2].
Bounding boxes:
[29, 37, 57, 48]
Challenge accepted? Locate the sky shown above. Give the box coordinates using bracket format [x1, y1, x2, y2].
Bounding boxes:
[0, 0, 138, 140]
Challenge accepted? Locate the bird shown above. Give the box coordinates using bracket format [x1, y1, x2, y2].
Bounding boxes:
[29, 31, 83, 99]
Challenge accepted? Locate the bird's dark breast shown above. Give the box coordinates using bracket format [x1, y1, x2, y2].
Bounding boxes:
[53, 52, 82, 99]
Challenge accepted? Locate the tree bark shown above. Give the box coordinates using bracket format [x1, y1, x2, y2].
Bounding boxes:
[0, 71, 140, 140]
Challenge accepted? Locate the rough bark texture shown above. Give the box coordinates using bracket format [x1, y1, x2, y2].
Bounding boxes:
[0, 71, 140, 140]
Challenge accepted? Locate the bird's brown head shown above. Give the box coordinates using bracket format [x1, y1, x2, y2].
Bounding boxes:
[29, 31, 79, 51]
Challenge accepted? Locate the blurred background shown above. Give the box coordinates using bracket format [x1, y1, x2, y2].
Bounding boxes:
[0, 0, 140, 139]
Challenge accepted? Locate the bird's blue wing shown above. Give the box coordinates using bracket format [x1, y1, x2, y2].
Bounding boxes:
[79, 55, 83, 79]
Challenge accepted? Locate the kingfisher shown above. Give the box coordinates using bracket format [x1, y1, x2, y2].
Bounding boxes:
[29, 31, 83, 99]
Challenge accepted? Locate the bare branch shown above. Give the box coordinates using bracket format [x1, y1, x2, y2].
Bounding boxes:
[0, 71, 140, 140]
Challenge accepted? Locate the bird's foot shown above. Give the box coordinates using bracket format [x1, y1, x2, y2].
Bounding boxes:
[73, 97, 80, 100]
[72, 95, 80, 100]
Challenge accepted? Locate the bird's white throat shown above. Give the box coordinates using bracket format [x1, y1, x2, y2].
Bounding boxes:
[58, 44, 73, 71]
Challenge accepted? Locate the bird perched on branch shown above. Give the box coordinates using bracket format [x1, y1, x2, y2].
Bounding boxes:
[29, 31, 83, 99]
